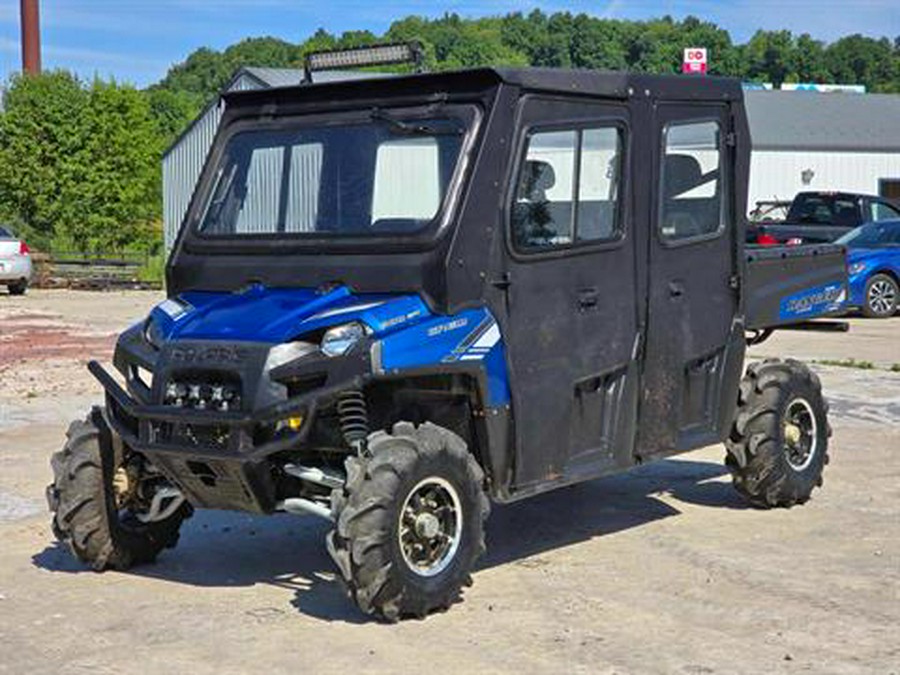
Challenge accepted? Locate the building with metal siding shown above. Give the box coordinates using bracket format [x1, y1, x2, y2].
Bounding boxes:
[745, 90, 900, 208]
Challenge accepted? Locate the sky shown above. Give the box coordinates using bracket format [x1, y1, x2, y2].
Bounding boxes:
[0, 0, 898, 88]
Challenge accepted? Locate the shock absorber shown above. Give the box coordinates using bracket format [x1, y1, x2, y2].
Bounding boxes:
[337, 389, 369, 453]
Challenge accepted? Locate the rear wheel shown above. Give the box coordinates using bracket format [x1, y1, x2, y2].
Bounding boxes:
[7, 280, 27, 295]
[48, 411, 191, 570]
[726, 359, 830, 508]
[862, 273, 898, 318]
[327, 421, 489, 622]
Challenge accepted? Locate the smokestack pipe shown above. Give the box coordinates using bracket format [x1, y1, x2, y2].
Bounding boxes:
[20, 0, 41, 75]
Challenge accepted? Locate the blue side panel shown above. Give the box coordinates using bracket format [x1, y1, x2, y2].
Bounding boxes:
[379, 308, 511, 406]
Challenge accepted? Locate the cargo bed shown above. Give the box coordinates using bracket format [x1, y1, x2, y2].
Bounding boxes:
[744, 244, 847, 330]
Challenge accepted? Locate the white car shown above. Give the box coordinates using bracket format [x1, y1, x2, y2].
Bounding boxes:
[0, 226, 32, 295]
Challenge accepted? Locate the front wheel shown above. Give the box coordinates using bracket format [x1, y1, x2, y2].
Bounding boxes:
[48, 410, 191, 570]
[726, 359, 830, 508]
[862, 273, 898, 318]
[327, 421, 490, 622]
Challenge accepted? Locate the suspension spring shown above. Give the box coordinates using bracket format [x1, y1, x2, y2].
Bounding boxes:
[337, 389, 369, 452]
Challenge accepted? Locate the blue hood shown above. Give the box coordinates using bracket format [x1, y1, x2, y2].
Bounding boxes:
[148, 285, 431, 344]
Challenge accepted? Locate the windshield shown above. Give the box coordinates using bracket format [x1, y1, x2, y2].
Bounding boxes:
[836, 221, 900, 247]
[198, 113, 468, 238]
[0, 226, 12, 238]
[786, 194, 859, 226]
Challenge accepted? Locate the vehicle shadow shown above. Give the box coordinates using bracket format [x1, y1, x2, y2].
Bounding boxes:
[32, 456, 742, 624]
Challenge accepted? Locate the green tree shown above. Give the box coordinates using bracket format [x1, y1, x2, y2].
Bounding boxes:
[744, 29, 796, 86]
[152, 11, 900, 102]
[0, 72, 165, 253]
[793, 34, 829, 83]
[0, 71, 88, 247]
[62, 80, 163, 252]
[155, 46, 233, 101]
[222, 37, 301, 74]
[146, 88, 202, 146]
[569, 15, 629, 71]
[825, 34, 899, 91]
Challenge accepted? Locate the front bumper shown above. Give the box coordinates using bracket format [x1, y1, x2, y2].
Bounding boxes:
[94, 337, 371, 513]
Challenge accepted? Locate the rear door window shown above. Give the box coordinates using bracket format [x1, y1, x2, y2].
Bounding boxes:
[659, 120, 724, 241]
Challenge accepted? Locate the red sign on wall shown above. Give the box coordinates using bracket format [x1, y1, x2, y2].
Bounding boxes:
[682, 48, 708, 74]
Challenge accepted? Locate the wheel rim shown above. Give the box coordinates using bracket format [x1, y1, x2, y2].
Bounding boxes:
[398, 477, 462, 577]
[868, 279, 896, 315]
[783, 398, 818, 471]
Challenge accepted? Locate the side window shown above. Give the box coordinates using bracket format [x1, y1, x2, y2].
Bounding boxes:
[512, 126, 622, 251]
[871, 201, 900, 222]
[660, 120, 723, 241]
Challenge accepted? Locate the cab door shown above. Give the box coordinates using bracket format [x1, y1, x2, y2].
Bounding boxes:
[501, 97, 640, 492]
[638, 104, 744, 458]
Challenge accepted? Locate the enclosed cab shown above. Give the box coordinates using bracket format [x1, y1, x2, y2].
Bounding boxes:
[48, 65, 843, 621]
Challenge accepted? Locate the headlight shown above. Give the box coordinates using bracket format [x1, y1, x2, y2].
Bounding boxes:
[848, 261, 867, 275]
[144, 318, 165, 349]
[321, 322, 366, 357]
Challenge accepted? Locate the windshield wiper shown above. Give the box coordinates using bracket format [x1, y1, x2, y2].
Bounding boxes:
[370, 108, 462, 136]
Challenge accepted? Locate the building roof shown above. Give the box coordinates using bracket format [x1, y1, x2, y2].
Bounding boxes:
[745, 90, 900, 153]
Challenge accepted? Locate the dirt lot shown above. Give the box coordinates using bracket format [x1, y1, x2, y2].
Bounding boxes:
[1, 289, 898, 674]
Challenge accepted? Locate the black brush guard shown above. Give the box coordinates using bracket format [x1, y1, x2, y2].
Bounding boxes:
[89, 360, 367, 512]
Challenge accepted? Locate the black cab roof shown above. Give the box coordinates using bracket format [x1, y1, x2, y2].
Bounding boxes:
[223, 66, 744, 110]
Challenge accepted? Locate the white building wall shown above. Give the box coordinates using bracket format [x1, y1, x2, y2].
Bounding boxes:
[748, 149, 900, 212]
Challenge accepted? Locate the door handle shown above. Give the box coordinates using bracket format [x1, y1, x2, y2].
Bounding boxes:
[668, 281, 685, 298]
[577, 287, 599, 310]
[491, 273, 511, 291]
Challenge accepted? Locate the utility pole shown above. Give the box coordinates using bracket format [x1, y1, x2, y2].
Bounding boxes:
[20, 0, 41, 75]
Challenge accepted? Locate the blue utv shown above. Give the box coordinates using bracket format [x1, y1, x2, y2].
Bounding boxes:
[48, 48, 848, 621]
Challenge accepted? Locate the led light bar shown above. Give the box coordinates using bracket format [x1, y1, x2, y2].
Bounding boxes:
[304, 42, 423, 80]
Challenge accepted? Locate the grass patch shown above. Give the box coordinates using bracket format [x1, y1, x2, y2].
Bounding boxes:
[891, 364, 900, 373]
[813, 358, 876, 370]
[137, 254, 165, 287]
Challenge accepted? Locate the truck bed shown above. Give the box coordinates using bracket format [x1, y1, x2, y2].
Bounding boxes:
[747, 221, 853, 246]
[744, 244, 848, 330]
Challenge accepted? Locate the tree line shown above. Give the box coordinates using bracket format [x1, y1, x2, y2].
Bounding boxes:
[1, 11, 897, 254]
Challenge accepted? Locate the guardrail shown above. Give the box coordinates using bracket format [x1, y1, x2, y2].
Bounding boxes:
[32, 251, 162, 290]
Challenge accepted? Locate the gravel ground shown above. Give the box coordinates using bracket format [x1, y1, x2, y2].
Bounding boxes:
[0, 289, 898, 674]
